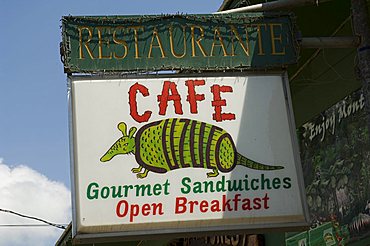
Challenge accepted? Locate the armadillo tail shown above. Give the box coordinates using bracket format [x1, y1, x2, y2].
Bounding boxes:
[100, 150, 115, 162]
[236, 153, 284, 170]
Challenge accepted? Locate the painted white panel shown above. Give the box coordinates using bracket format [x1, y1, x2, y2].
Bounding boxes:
[70, 75, 308, 240]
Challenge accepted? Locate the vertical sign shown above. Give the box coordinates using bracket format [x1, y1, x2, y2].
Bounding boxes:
[287, 89, 370, 245]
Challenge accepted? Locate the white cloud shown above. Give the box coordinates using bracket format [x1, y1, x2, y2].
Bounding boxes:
[0, 159, 71, 246]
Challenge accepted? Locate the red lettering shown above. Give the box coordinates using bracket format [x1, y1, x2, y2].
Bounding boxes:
[173, 194, 268, 216]
[157, 81, 183, 115]
[199, 200, 209, 213]
[116, 200, 129, 218]
[128, 80, 238, 122]
[142, 203, 151, 216]
[116, 200, 164, 222]
[262, 193, 270, 209]
[152, 203, 164, 216]
[188, 200, 199, 213]
[253, 198, 262, 209]
[185, 79, 205, 113]
[242, 198, 252, 210]
[232, 194, 241, 211]
[210, 200, 221, 212]
[222, 194, 233, 211]
[130, 204, 140, 222]
[175, 197, 187, 214]
[211, 85, 236, 122]
[129, 82, 152, 123]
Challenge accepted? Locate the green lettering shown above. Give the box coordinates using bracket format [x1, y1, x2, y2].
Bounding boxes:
[181, 177, 191, 194]
[135, 184, 153, 197]
[216, 175, 226, 192]
[193, 181, 203, 193]
[122, 185, 133, 197]
[153, 183, 162, 196]
[283, 177, 292, 189]
[227, 179, 243, 192]
[87, 182, 99, 200]
[261, 174, 271, 190]
[101, 187, 110, 199]
[243, 174, 250, 191]
[203, 180, 215, 193]
[272, 178, 281, 189]
[251, 179, 259, 190]
[111, 186, 123, 198]
[163, 179, 170, 195]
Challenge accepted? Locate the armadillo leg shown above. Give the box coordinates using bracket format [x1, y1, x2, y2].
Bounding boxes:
[207, 169, 219, 178]
[136, 169, 149, 179]
[131, 165, 143, 173]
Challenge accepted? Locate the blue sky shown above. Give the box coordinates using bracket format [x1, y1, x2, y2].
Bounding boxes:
[0, 0, 223, 188]
[0, 1, 223, 244]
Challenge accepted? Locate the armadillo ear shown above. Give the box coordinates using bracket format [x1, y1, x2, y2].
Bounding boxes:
[117, 122, 127, 136]
[128, 127, 137, 138]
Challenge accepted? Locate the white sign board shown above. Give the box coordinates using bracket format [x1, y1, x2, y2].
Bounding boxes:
[69, 74, 309, 242]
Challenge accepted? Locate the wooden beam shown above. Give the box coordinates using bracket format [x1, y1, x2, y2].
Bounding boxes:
[215, 0, 334, 14]
[301, 37, 360, 48]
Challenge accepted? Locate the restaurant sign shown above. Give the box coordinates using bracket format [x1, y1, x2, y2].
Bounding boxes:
[69, 74, 309, 243]
[61, 14, 298, 73]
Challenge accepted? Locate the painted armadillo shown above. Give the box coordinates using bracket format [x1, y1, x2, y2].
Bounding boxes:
[100, 118, 284, 178]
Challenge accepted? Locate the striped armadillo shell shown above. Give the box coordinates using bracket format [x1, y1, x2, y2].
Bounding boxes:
[135, 118, 237, 173]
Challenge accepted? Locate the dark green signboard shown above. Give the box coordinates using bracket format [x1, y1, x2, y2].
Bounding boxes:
[61, 13, 298, 73]
[287, 89, 370, 245]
